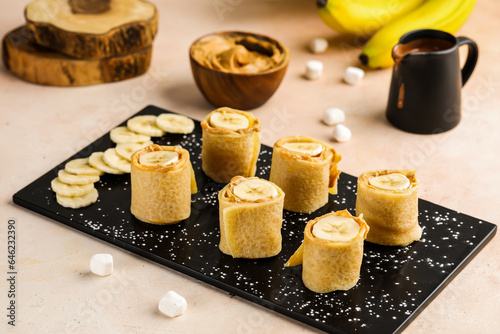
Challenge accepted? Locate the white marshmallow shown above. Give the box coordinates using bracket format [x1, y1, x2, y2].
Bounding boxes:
[90, 254, 113, 276]
[344, 66, 365, 85]
[158, 291, 187, 318]
[323, 108, 346, 125]
[305, 60, 323, 80]
[332, 124, 351, 143]
[309, 38, 328, 54]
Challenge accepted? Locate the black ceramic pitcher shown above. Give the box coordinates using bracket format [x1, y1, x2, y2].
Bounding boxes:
[386, 29, 478, 134]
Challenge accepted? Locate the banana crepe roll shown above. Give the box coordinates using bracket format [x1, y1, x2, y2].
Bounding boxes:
[130, 144, 197, 225]
[269, 135, 341, 213]
[355, 169, 421, 246]
[201, 107, 261, 183]
[218, 176, 284, 259]
[286, 210, 369, 293]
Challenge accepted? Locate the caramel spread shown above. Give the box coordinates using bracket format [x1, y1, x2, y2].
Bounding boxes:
[191, 35, 286, 74]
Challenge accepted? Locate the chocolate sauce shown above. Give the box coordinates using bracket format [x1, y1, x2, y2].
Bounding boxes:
[397, 83, 405, 109]
[393, 38, 454, 67]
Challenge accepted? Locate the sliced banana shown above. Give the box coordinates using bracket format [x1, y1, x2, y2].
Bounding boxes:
[156, 114, 195, 134]
[58, 169, 99, 185]
[139, 151, 179, 166]
[88, 151, 124, 175]
[282, 142, 323, 156]
[51, 177, 94, 197]
[127, 115, 165, 137]
[312, 215, 360, 242]
[115, 141, 153, 161]
[369, 173, 410, 191]
[103, 148, 131, 173]
[56, 188, 99, 209]
[110, 126, 151, 144]
[232, 179, 278, 202]
[210, 111, 249, 131]
[65, 157, 104, 176]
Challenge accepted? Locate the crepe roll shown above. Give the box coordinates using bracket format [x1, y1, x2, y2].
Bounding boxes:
[201, 107, 261, 183]
[286, 210, 368, 293]
[218, 176, 284, 259]
[269, 135, 341, 213]
[130, 145, 197, 225]
[355, 169, 421, 246]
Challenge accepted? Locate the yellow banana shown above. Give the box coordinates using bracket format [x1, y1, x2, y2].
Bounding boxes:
[316, 0, 426, 36]
[359, 0, 477, 69]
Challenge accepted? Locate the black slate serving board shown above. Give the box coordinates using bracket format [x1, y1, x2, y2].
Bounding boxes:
[13, 105, 497, 334]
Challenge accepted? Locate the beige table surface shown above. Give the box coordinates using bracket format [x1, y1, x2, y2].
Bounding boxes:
[1, 0, 499, 333]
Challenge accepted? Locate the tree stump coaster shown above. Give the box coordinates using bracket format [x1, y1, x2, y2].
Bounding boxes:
[24, 0, 158, 59]
[2, 26, 152, 86]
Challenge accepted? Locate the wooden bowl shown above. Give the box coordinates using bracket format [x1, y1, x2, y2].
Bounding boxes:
[189, 31, 289, 110]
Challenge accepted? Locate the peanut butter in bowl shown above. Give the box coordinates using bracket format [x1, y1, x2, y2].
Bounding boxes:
[190, 33, 288, 74]
[189, 31, 290, 110]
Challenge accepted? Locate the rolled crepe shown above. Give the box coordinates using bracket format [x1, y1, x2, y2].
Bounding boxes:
[201, 107, 261, 183]
[286, 210, 368, 293]
[130, 144, 197, 225]
[218, 176, 284, 259]
[355, 169, 421, 246]
[269, 135, 341, 213]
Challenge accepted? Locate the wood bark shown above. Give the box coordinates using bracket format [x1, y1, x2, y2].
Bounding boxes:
[2, 26, 152, 86]
[25, 0, 157, 59]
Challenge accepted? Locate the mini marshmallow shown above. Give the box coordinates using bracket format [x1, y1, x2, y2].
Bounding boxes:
[332, 124, 351, 143]
[344, 66, 365, 85]
[90, 254, 113, 276]
[305, 60, 323, 80]
[309, 38, 328, 54]
[323, 108, 346, 125]
[158, 291, 187, 318]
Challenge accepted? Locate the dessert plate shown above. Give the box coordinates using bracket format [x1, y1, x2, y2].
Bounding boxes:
[13, 105, 497, 334]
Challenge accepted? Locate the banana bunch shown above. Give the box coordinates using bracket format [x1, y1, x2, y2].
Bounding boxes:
[317, 0, 425, 36]
[317, 0, 477, 68]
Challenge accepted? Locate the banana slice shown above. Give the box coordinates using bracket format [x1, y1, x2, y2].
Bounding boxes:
[51, 177, 95, 197]
[56, 188, 99, 209]
[103, 148, 131, 173]
[65, 158, 104, 176]
[156, 114, 195, 134]
[232, 179, 278, 202]
[139, 151, 179, 166]
[210, 111, 249, 131]
[58, 169, 99, 185]
[369, 173, 410, 191]
[282, 142, 323, 156]
[312, 215, 360, 242]
[115, 141, 153, 161]
[110, 126, 151, 144]
[127, 115, 165, 137]
[88, 152, 124, 175]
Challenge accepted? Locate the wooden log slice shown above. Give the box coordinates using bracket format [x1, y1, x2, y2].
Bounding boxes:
[25, 0, 157, 59]
[2, 26, 152, 86]
[69, 0, 111, 14]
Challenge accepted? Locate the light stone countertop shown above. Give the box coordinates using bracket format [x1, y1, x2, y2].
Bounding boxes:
[1, 0, 499, 333]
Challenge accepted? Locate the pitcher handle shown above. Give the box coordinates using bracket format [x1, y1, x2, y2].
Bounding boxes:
[457, 37, 478, 86]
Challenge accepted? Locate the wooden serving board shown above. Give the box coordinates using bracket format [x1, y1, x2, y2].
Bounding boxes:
[24, 0, 158, 59]
[2, 26, 152, 86]
[12, 106, 497, 333]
